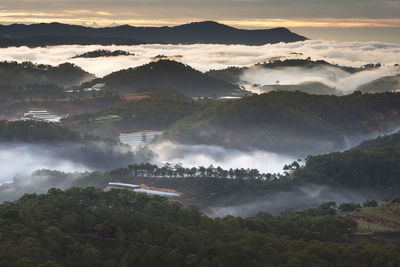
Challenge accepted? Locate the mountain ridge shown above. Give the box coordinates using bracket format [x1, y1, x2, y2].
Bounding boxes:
[0, 21, 307, 47]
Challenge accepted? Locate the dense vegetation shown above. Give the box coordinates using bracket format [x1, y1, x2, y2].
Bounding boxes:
[97, 60, 244, 97]
[0, 95, 123, 120]
[253, 59, 379, 73]
[0, 61, 95, 87]
[2, 187, 400, 267]
[169, 91, 400, 155]
[72, 49, 133, 58]
[62, 97, 209, 139]
[354, 130, 400, 152]
[293, 131, 400, 195]
[0, 120, 81, 143]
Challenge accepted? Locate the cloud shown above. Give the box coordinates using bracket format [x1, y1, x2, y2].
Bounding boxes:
[148, 141, 296, 173]
[0, 40, 399, 79]
[0, 142, 135, 185]
[240, 64, 400, 93]
[212, 184, 371, 217]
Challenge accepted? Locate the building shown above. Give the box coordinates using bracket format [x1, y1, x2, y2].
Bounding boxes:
[119, 130, 164, 148]
[20, 110, 62, 122]
[108, 182, 140, 189]
[84, 83, 106, 92]
[106, 182, 181, 198]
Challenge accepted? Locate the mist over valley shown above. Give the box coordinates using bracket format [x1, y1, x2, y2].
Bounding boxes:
[1, 18, 400, 265]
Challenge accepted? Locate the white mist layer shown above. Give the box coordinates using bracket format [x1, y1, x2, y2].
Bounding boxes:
[212, 184, 370, 217]
[240, 65, 400, 93]
[148, 141, 295, 173]
[0, 144, 90, 185]
[0, 40, 399, 77]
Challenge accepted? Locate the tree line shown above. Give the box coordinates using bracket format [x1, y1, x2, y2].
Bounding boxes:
[109, 162, 296, 181]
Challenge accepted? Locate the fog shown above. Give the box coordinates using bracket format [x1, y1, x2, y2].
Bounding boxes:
[240, 65, 400, 94]
[211, 184, 372, 217]
[0, 142, 135, 185]
[0, 40, 399, 78]
[148, 141, 296, 173]
[343, 126, 400, 150]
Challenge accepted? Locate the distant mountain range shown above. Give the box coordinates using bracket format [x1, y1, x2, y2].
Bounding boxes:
[0, 21, 307, 47]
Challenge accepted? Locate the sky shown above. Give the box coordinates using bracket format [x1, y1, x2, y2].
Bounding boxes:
[0, 0, 399, 42]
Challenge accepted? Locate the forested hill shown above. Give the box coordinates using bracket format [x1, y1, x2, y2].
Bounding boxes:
[0, 120, 114, 145]
[0, 61, 95, 87]
[97, 60, 244, 97]
[353, 130, 400, 152]
[0, 120, 81, 143]
[0, 21, 307, 47]
[62, 97, 208, 140]
[168, 91, 400, 155]
[206, 58, 381, 85]
[2, 187, 400, 266]
[293, 130, 400, 195]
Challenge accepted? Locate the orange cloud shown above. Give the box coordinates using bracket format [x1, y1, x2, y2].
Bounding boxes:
[0, 10, 399, 28]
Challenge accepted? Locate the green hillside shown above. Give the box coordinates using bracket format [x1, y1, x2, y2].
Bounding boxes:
[98, 60, 244, 97]
[62, 97, 208, 139]
[293, 130, 400, 194]
[168, 91, 400, 155]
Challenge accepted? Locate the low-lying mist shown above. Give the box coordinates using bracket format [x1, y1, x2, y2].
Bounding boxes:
[0, 142, 135, 185]
[240, 65, 400, 94]
[1, 40, 399, 77]
[148, 141, 296, 173]
[211, 184, 374, 217]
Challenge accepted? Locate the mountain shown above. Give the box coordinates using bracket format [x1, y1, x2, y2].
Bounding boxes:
[0, 21, 307, 47]
[167, 91, 400, 156]
[96, 60, 245, 97]
[0, 35, 144, 47]
[0, 61, 95, 87]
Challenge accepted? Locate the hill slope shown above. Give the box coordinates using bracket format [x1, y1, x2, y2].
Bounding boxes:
[357, 75, 400, 93]
[168, 91, 400, 155]
[62, 97, 208, 139]
[3, 187, 400, 266]
[294, 130, 400, 195]
[97, 60, 244, 97]
[0, 61, 95, 87]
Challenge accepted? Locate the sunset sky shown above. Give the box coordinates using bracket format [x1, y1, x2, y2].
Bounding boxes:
[0, 0, 399, 42]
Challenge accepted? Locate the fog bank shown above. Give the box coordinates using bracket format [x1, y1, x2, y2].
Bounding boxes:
[148, 141, 296, 173]
[0, 142, 134, 185]
[0, 40, 399, 77]
[241, 65, 400, 94]
[212, 184, 372, 217]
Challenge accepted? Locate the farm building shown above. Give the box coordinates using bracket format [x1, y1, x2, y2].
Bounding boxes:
[108, 182, 140, 189]
[106, 182, 181, 198]
[20, 110, 62, 122]
[119, 130, 164, 148]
